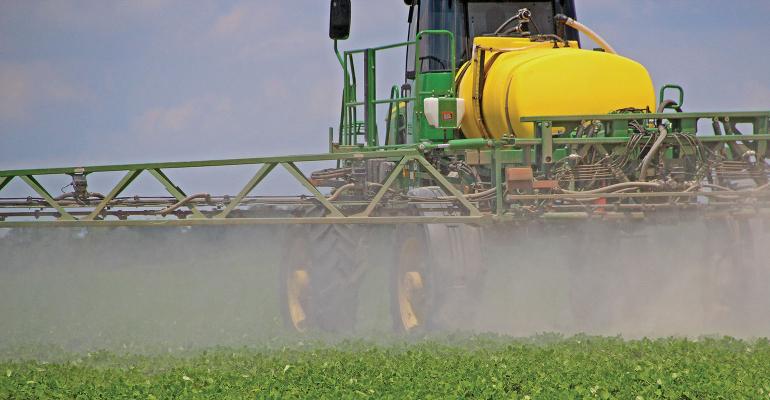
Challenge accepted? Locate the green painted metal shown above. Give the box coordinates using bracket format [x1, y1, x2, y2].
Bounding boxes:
[538, 121, 554, 168]
[0, 176, 11, 192]
[364, 48, 378, 146]
[84, 169, 142, 220]
[340, 39, 417, 147]
[338, 30, 457, 147]
[413, 156, 482, 217]
[412, 30, 457, 143]
[1, 17, 768, 230]
[493, 145, 504, 216]
[372, 97, 416, 105]
[414, 72, 456, 141]
[659, 84, 684, 108]
[357, 156, 410, 217]
[0, 215, 492, 228]
[20, 175, 76, 221]
[1, 109, 768, 228]
[281, 162, 344, 217]
[0, 149, 422, 178]
[507, 190, 770, 202]
[413, 30, 457, 93]
[446, 138, 492, 150]
[215, 163, 276, 218]
[520, 111, 770, 123]
[505, 134, 770, 147]
[693, 134, 770, 142]
[0, 149, 495, 227]
[148, 168, 205, 219]
[435, 97, 460, 129]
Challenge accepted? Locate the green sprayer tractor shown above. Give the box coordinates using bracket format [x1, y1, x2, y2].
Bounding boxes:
[1, 1, 769, 334]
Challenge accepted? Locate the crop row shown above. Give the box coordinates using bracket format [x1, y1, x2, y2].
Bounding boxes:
[2, 336, 769, 399]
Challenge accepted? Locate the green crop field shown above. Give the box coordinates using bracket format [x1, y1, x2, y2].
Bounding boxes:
[2, 230, 770, 399]
[2, 336, 770, 399]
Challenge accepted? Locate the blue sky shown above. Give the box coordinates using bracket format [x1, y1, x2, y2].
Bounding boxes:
[1, 1, 769, 192]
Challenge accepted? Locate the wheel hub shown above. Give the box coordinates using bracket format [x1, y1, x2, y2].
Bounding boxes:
[287, 269, 309, 332]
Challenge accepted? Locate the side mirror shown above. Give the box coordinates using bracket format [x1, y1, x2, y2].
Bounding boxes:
[329, 0, 351, 40]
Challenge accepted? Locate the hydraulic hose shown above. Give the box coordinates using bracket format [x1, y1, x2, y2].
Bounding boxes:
[326, 183, 355, 202]
[54, 192, 106, 201]
[407, 187, 497, 202]
[493, 8, 532, 35]
[158, 193, 211, 216]
[554, 14, 617, 54]
[439, 187, 497, 201]
[657, 99, 682, 113]
[639, 126, 668, 181]
[558, 181, 664, 195]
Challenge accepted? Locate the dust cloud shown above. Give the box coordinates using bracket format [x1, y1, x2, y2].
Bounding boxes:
[472, 218, 770, 338]
[0, 218, 768, 358]
[0, 227, 289, 356]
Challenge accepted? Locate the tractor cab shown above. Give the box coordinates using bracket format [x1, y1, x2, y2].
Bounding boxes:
[404, 0, 579, 77]
[327, 0, 586, 146]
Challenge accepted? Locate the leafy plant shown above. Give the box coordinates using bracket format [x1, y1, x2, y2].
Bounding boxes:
[2, 336, 769, 399]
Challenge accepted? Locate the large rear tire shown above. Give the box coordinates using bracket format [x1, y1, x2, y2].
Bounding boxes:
[280, 228, 312, 332]
[389, 187, 485, 333]
[701, 217, 759, 329]
[390, 224, 433, 332]
[280, 216, 365, 333]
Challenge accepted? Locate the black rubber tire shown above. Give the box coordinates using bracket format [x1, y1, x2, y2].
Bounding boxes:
[389, 224, 435, 333]
[279, 225, 312, 331]
[702, 217, 759, 324]
[279, 211, 365, 333]
[389, 187, 485, 333]
[306, 223, 364, 332]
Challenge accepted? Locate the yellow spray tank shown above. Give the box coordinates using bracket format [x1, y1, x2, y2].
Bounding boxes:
[457, 36, 656, 139]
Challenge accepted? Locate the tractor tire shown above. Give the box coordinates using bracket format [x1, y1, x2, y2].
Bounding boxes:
[389, 187, 485, 333]
[279, 209, 365, 333]
[701, 217, 759, 329]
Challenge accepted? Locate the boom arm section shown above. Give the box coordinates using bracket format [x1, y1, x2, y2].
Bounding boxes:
[1, 112, 770, 228]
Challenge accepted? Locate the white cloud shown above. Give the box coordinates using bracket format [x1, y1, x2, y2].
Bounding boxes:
[0, 62, 88, 121]
[31, 0, 174, 31]
[135, 96, 234, 136]
[210, 3, 248, 37]
[208, 3, 281, 39]
[204, 2, 315, 62]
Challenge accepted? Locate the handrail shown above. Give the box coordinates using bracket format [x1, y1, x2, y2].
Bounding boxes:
[340, 40, 418, 148]
[345, 97, 416, 107]
[521, 111, 770, 122]
[338, 30, 456, 148]
[344, 40, 416, 54]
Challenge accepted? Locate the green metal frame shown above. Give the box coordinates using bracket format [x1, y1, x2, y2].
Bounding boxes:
[520, 111, 770, 173]
[338, 30, 456, 148]
[2, 18, 769, 232]
[19, 175, 76, 221]
[0, 149, 485, 228]
[1, 94, 768, 229]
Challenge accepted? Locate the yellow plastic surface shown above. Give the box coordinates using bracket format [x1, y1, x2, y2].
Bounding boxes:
[458, 37, 656, 139]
